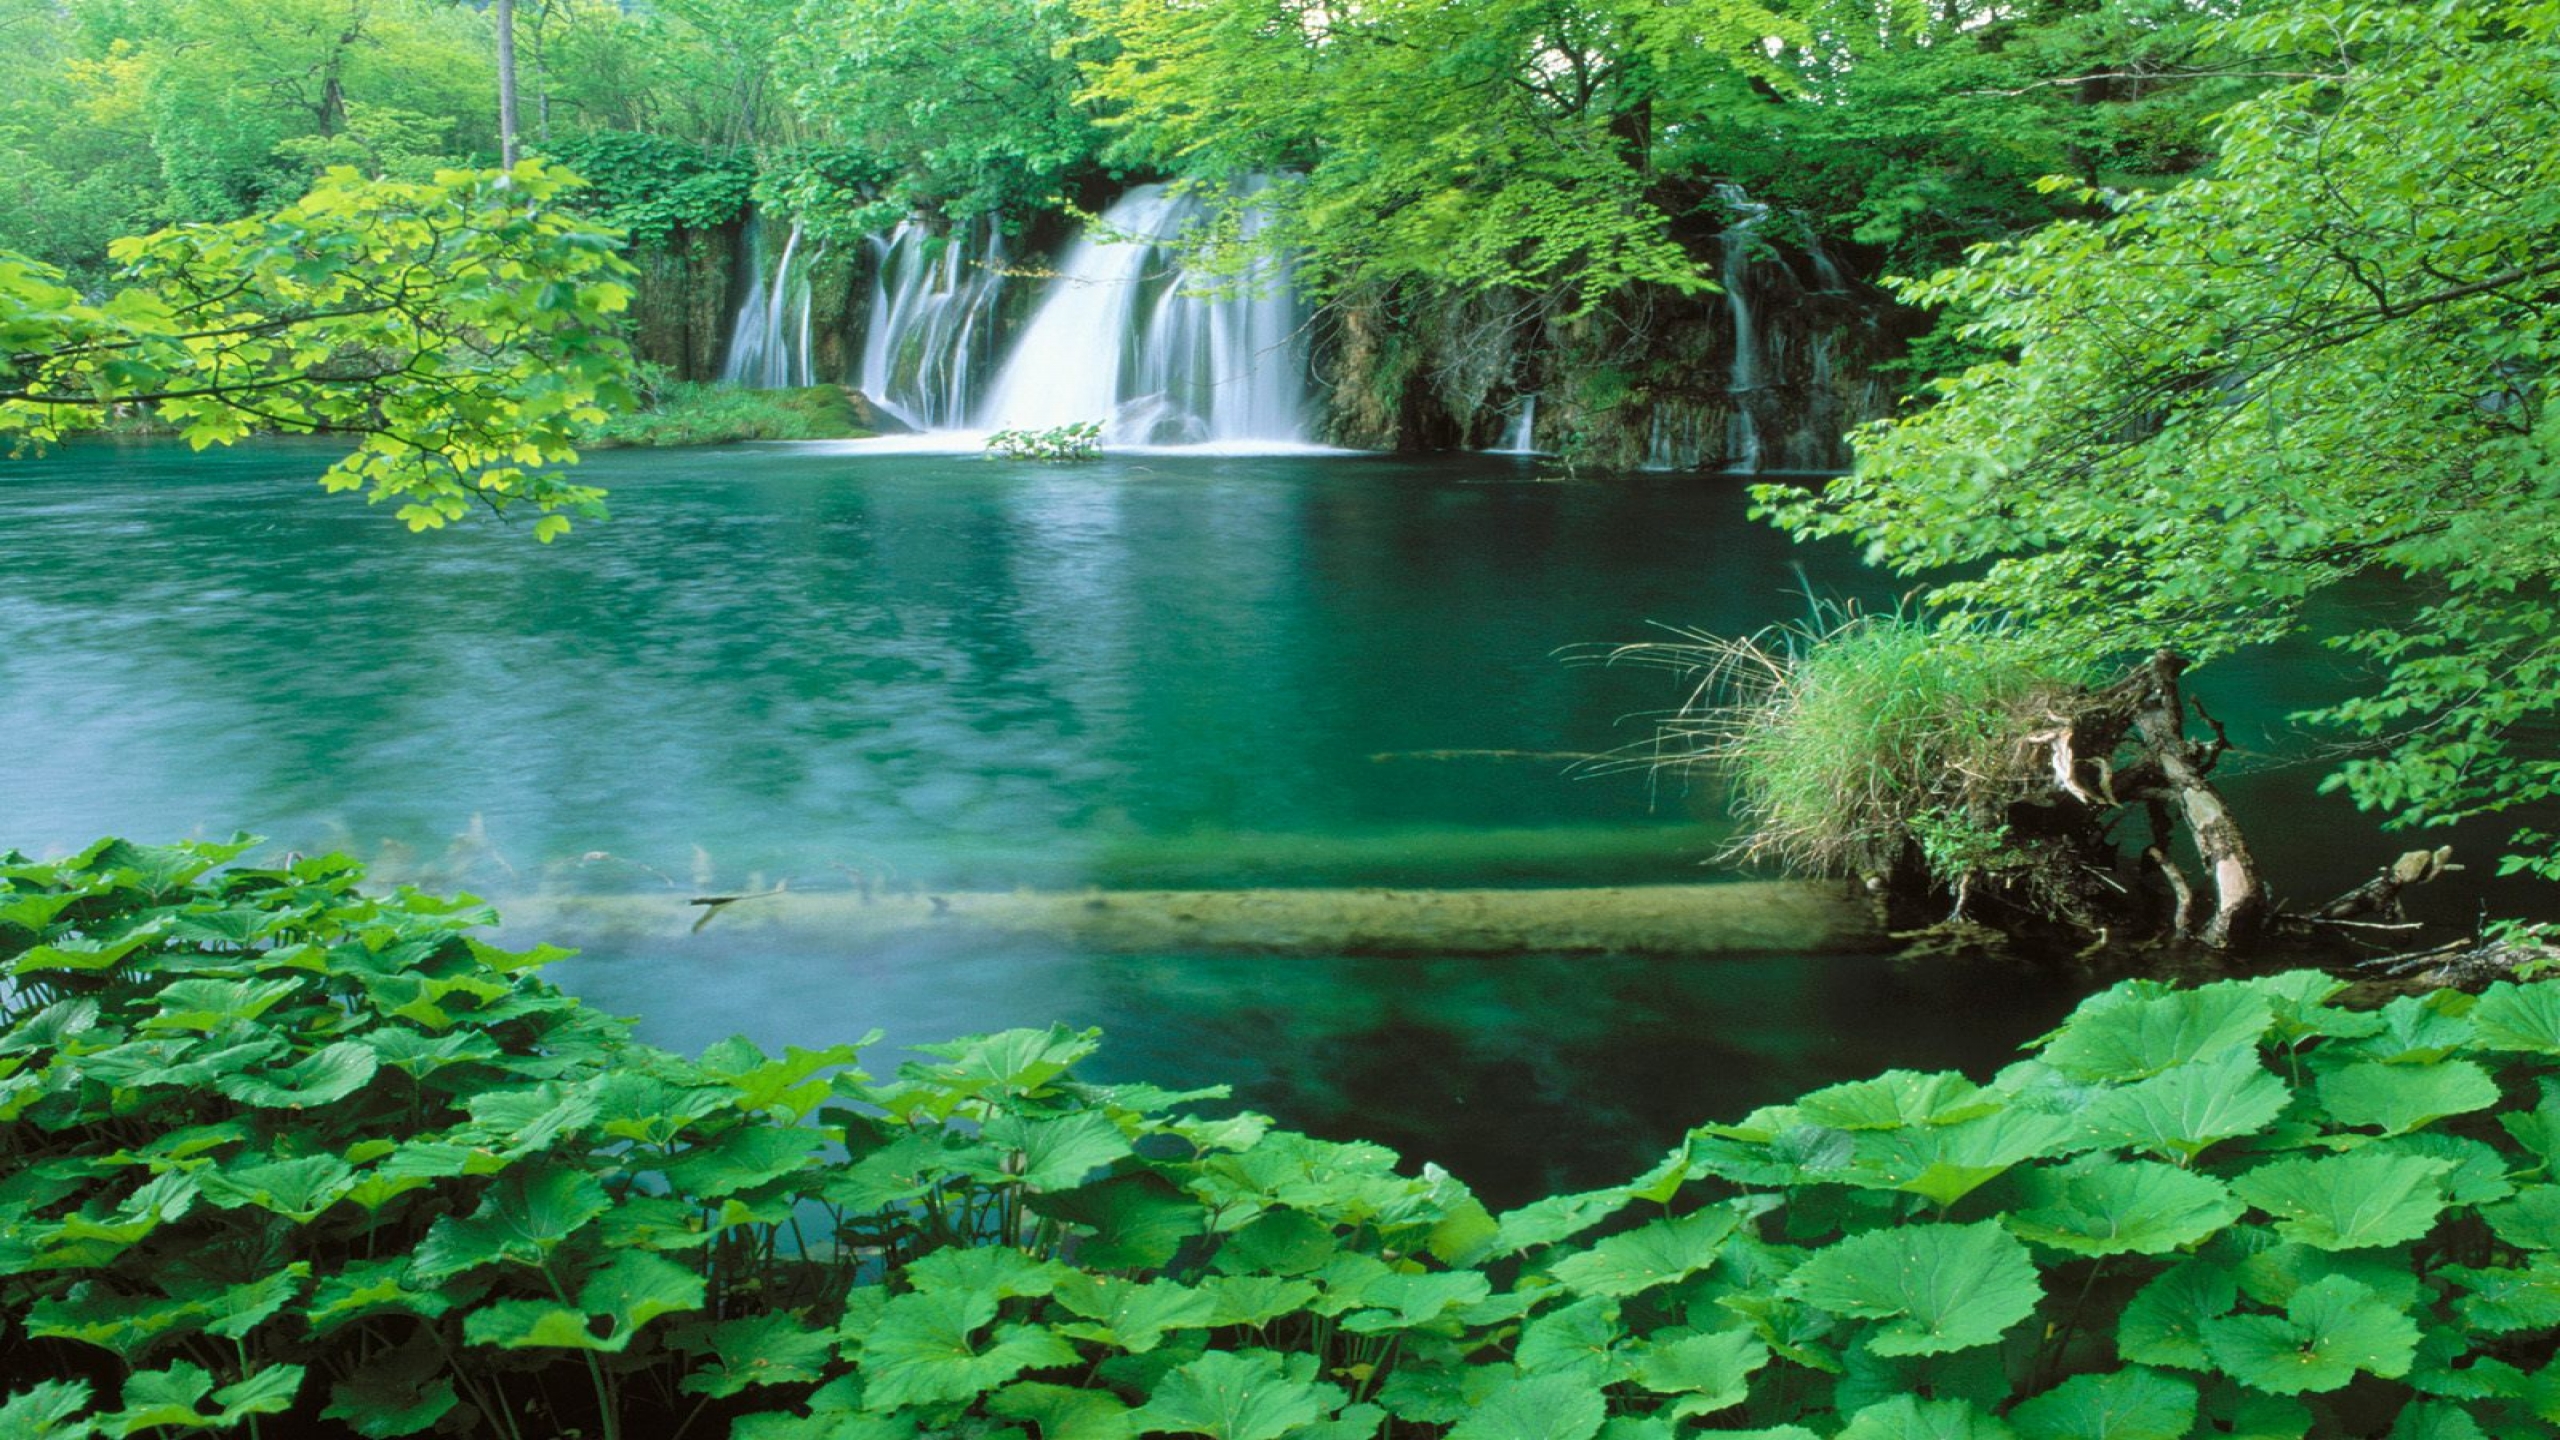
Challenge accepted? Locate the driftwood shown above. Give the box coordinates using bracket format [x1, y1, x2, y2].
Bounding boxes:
[1928, 651, 2467, 959]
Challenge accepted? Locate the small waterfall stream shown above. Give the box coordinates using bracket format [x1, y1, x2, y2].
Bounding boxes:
[976, 184, 1312, 445]
[1716, 184, 1770, 473]
[1493, 395, 1538, 454]
[721, 213, 817, 389]
[857, 221, 1010, 429]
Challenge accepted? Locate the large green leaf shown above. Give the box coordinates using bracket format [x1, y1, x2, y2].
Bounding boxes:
[2039, 983, 2272, 1082]
[980, 1110, 1135, 1190]
[1630, 1329, 1768, 1417]
[1848, 1109, 2075, 1208]
[1029, 1172, 1208, 1270]
[2008, 1368, 2197, 1440]
[461, 1249, 704, 1353]
[2200, 1276, 2419, 1395]
[1791, 1221, 2041, 1356]
[0, 1379, 95, 1439]
[860, 1286, 1079, 1409]
[1054, 1274, 1219, 1353]
[2007, 1158, 2242, 1257]
[319, 1333, 461, 1438]
[1135, 1349, 1335, 1440]
[2483, 1186, 2560, 1250]
[196, 1155, 354, 1223]
[2470, 982, 2560, 1055]
[2339, 994, 2474, 1064]
[2080, 1050, 2291, 1161]
[661, 1125, 822, 1198]
[213, 1041, 379, 1109]
[990, 1381, 1138, 1440]
[412, 1164, 611, 1277]
[2315, 1061, 2500, 1136]
[1339, 1270, 1490, 1333]
[141, 978, 304, 1032]
[2232, 1153, 2454, 1250]
[1516, 1295, 1631, 1383]
[1547, 1208, 1736, 1298]
[1445, 1372, 1604, 1440]
[674, 1313, 836, 1397]
[1797, 1072, 2002, 1130]
[1836, 1395, 2015, 1440]
[2438, 1259, 2560, 1334]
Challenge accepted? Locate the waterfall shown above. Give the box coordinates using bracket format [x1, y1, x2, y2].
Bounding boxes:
[1493, 395, 1538, 454]
[857, 220, 1010, 429]
[1642, 406, 1709, 472]
[1716, 184, 1770, 473]
[977, 183, 1312, 445]
[722, 213, 818, 389]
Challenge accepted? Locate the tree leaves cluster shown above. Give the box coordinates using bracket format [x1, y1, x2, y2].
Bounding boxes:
[10, 839, 2560, 1438]
[1, 163, 637, 537]
[1763, 0, 2560, 877]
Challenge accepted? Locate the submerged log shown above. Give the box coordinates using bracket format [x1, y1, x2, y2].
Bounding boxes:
[500, 881, 1887, 958]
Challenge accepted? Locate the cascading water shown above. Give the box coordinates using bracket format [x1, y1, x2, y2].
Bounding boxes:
[722, 213, 818, 389]
[1494, 395, 1538, 454]
[977, 183, 1313, 445]
[1716, 184, 1770, 473]
[856, 220, 1009, 429]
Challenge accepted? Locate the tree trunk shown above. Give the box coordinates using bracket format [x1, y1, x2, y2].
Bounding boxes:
[2126, 652, 2267, 948]
[495, 0, 520, 169]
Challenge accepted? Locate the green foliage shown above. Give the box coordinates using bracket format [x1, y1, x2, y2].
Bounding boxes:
[1605, 613, 2085, 885]
[988, 421, 1105, 461]
[1760, 0, 2560, 875]
[13, 843, 2560, 1438]
[589, 379, 874, 446]
[2, 163, 636, 537]
[537, 131, 754, 249]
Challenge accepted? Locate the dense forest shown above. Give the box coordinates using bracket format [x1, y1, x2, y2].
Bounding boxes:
[8, 0, 2560, 1436]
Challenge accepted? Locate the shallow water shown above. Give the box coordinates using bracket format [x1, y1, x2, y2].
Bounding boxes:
[0, 437, 2522, 1201]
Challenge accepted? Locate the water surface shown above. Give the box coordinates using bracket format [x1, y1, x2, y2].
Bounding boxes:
[0, 438, 2508, 1201]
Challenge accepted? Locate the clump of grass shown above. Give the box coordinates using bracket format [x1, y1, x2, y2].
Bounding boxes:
[587, 380, 875, 446]
[1594, 611, 2090, 891]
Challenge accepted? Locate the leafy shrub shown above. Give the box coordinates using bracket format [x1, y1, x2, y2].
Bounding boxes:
[987, 422, 1104, 461]
[9, 838, 2560, 1439]
[587, 381, 874, 447]
[536, 132, 755, 251]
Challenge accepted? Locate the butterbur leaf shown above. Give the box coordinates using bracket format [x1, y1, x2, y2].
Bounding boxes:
[1135, 1349, 1334, 1440]
[1338, 1270, 1488, 1332]
[413, 1163, 611, 1277]
[1197, 1275, 1320, 1328]
[1836, 1395, 2016, 1440]
[2341, 995, 2474, 1064]
[142, 978, 303, 1032]
[1791, 1221, 2041, 1356]
[463, 1250, 704, 1352]
[661, 1125, 823, 1198]
[675, 1313, 835, 1397]
[904, 1244, 1073, 1304]
[197, 1155, 353, 1222]
[1547, 1208, 1736, 1297]
[2007, 1159, 2242, 1256]
[2008, 1368, 2198, 1440]
[860, 1287, 1079, 1409]
[2235, 1242, 2423, 1311]
[2200, 1275, 2419, 1394]
[2079, 1050, 2290, 1161]
[2483, 1186, 2560, 1250]
[1489, 1186, 1632, 1256]
[1797, 1071, 2000, 1130]
[990, 1382, 1137, 1440]
[1444, 1372, 1604, 1440]
[1027, 1173, 1207, 1270]
[2217, 1393, 2312, 1440]
[1630, 1329, 1768, 1416]
[1054, 1274, 1219, 1353]
[980, 1110, 1134, 1189]
[2233, 1153, 2453, 1250]
[2389, 1402, 2487, 1440]
[214, 1041, 378, 1109]
[1515, 1295, 1629, 1383]
[0, 1379, 95, 1438]
[2438, 1259, 2560, 1333]
[2039, 982, 2272, 1082]
[1851, 1109, 2076, 1208]
[2315, 1061, 2500, 1135]
[320, 1333, 459, 1438]
[2470, 982, 2560, 1054]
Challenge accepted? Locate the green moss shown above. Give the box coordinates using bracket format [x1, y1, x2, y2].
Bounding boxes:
[587, 381, 874, 447]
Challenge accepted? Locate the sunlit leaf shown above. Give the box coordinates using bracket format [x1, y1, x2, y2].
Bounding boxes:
[1791, 1221, 2041, 1355]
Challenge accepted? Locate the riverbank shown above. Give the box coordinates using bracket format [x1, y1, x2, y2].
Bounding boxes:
[585, 381, 879, 446]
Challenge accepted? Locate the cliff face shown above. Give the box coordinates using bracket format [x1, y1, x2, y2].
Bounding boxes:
[1315, 232, 1921, 471]
[623, 224, 739, 381]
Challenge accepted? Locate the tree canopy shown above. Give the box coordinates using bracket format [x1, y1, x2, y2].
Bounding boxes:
[1762, 0, 2560, 872]
[3, 163, 636, 536]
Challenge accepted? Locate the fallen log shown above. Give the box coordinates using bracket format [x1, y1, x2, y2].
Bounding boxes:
[497, 881, 1889, 958]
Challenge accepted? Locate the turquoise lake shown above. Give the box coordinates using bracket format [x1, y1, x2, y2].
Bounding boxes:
[0, 438, 2495, 1201]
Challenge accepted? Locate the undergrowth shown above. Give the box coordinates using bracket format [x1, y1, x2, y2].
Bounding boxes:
[1596, 614, 2089, 897]
[8, 838, 2560, 1438]
[588, 380, 874, 447]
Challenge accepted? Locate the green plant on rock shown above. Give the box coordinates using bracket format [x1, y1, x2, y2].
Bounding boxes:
[986, 421, 1104, 461]
[11, 838, 2560, 1438]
